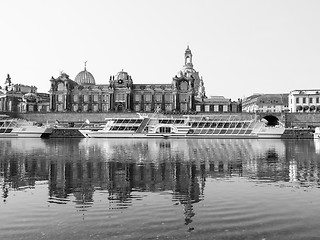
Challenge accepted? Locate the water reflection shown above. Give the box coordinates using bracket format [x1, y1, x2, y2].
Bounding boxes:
[1, 138, 320, 220]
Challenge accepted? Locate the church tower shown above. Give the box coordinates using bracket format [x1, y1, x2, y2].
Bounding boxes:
[184, 45, 193, 68]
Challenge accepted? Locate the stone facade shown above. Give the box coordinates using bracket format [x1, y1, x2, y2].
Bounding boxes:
[0, 74, 50, 113]
[49, 47, 239, 114]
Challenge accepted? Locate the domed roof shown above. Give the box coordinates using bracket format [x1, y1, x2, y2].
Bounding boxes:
[23, 92, 38, 102]
[114, 70, 130, 81]
[75, 66, 95, 85]
[177, 67, 196, 78]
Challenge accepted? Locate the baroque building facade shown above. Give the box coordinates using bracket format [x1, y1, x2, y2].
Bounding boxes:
[49, 47, 239, 114]
[0, 74, 50, 113]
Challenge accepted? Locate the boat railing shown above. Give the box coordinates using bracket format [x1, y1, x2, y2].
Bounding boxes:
[0, 119, 16, 132]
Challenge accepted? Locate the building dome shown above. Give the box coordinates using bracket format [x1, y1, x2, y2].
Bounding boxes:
[23, 92, 38, 102]
[114, 70, 130, 81]
[177, 67, 196, 78]
[75, 66, 95, 85]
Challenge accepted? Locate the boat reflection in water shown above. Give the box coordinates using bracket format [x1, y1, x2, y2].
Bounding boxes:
[2, 138, 318, 204]
[1, 138, 320, 239]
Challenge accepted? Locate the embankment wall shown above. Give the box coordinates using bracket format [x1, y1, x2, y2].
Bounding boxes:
[4, 112, 320, 128]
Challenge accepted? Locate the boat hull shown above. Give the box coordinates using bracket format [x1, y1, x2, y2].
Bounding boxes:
[0, 127, 50, 138]
[79, 131, 283, 139]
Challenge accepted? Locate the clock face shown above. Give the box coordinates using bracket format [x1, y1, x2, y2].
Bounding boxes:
[118, 79, 123, 84]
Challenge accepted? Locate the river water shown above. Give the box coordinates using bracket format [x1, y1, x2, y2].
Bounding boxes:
[1, 138, 320, 240]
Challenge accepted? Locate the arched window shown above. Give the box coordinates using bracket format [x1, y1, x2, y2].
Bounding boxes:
[57, 83, 65, 91]
[180, 81, 188, 91]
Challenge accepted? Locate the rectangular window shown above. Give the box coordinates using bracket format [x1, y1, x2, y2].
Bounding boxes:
[116, 93, 125, 102]
[144, 94, 151, 102]
[223, 105, 228, 112]
[155, 104, 162, 111]
[73, 104, 78, 112]
[155, 94, 162, 102]
[205, 105, 210, 112]
[57, 104, 63, 111]
[135, 104, 140, 112]
[84, 95, 89, 102]
[164, 94, 172, 103]
[145, 104, 151, 111]
[102, 94, 109, 102]
[317, 97, 319, 104]
[196, 105, 201, 112]
[93, 95, 99, 102]
[303, 97, 306, 104]
[135, 94, 141, 102]
[180, 103, 187, 111]
[102, 104, 108, 112]
[58, 95, 63, 102]
[165, 104, 172, 112]
[296, 98, 299, 104]
[180, 93, 188, 102]
[73, 95, 78, 102]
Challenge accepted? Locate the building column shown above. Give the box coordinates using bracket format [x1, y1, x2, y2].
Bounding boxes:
[109, 94, 113, 111]
[127, 93, 130, 110]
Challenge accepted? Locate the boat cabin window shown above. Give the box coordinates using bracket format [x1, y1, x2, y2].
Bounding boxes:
[175, 119, 185, 124]
[159, 119, 174, 124]
[217, 123, 224, 128]
[129, 119, 138, 123]
[115, 119, 124, 124]
[229, 123, 237, 128]
[158, 127, 171, 133]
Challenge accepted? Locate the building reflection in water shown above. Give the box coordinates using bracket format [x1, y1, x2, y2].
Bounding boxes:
[1, 138, 320, 221]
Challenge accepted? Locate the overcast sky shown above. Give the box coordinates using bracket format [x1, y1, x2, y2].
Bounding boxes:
[1, 0, 319, 100]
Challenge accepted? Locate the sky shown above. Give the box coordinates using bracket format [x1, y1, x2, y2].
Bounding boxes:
[1, 0, 320, 100]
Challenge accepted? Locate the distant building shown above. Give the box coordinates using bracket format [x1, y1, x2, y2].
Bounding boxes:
[0, 74, 50, 113]
[242, 93, 288, 113]
[49, 47, 240, 114]
[289, 89, 320, 112]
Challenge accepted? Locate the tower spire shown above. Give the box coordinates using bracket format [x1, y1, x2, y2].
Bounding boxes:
[184, 45, 193, 68]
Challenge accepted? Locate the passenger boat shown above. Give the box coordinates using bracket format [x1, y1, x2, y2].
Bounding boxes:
[0, 115, 51, 138]
[79, 114, 285, 139]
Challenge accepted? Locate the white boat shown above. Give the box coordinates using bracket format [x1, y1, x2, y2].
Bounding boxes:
[79, 114, 285, 139]
[0, 116, 51, 138]
[314, 127, 320, 139]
